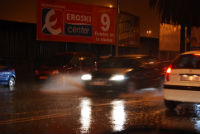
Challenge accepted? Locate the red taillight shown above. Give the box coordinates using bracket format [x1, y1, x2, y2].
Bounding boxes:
[166, 65, 172, 74]
[166, 65, 172, 81]
[193, 54, 200, 56]
[35, 70, 39, 75]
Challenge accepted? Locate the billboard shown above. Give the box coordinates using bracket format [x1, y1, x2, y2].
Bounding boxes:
[37, 0, 116, 45]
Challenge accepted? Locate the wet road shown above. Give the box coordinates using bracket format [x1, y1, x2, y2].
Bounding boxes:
[0, 76, 200, 134]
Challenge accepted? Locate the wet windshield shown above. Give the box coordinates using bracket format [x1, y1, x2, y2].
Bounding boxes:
[173, 54, 200, 69]
[98, 58, 140, 68]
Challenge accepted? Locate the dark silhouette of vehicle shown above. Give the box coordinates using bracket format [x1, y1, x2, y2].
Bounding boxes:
[164, 51, 200, 110]
[34, 52, 97, 80]
[81, 54, 164, 93]
[0, 59, 16, 87]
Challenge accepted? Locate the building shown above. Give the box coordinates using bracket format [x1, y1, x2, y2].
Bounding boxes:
[0, 0, 161, 73]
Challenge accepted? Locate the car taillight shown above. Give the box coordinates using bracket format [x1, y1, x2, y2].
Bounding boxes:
[193, 54, 200, 56]
[166, 65, 172, 81]
[35, 70, 39, 75]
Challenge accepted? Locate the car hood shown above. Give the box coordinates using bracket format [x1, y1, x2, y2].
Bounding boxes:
[93, 68, 133, 75]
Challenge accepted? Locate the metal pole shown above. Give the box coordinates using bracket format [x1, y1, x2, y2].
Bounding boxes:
[186, 26, 191, 51]
[180, 25, 185, 53]
[115, 0, 119, 56]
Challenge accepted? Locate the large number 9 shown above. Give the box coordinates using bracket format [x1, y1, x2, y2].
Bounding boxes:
[101, 13, 110, 32]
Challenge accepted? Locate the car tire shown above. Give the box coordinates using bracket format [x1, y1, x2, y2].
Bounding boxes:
[164, 100, 179, 110]
[8, 77, 15, 87]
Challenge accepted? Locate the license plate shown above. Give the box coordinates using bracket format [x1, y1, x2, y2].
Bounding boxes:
[180, 75, 200, 81]
[89, 81, 106, 86]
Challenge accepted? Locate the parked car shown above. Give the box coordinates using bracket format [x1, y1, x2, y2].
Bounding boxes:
[0, 59, 16, 87]
[164, 51, 200, 110]
[34, 52, 97, 80]
[81, 54, 164, 93]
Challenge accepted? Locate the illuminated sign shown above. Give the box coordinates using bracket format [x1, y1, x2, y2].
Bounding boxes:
[37, 0, 116, 45]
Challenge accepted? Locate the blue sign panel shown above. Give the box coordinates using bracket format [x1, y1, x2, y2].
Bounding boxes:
[65, 24, 92, 36]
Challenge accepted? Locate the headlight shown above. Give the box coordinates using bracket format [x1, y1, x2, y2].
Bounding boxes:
[52, 70, 59, 75]
[109, 74, 125, 81]
[81, 74, 92, 80]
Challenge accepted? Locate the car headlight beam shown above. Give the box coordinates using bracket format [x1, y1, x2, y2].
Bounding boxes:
[81, 74, 92, 80]
[110, 74, 125, 81]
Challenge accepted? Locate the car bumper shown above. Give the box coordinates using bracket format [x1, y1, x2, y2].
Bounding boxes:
[84, 80, 127, 91]
[163, 85, 200, 103]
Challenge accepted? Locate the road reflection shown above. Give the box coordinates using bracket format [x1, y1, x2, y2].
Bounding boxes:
[79, 97, 127, 133]
[80, 97, 92, 134]
[111, 100, 126, 132]
[162, 103, 200, 133]
[193, 104, 200, 132]
[194, 119, 200, 132]
[3, 82, 200, 134]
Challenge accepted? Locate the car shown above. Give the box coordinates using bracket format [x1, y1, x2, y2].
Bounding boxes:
[34, 52, 97, 80]
[0, 59, 16, 87]
[81, 54, 164, 93]
[163, 51, 200, 110]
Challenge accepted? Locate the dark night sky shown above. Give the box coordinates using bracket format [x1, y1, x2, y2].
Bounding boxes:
[0, 0, 160, 38]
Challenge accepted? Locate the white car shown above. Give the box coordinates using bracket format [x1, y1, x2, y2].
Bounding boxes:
[163, 51, 200, 110]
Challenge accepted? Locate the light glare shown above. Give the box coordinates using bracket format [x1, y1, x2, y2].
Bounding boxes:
[81, 74, 92, 80]
[111, 100, 126, 131]
[110, 75, 125, 81]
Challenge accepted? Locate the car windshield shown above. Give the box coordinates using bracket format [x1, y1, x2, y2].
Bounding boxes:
[79, 56, 96, 67]
[98, 57, 140, 68]
[172, 54, 200, 69]
[37, 55, 95, 67]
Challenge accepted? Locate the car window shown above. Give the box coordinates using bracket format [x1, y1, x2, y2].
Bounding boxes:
[98, 58, 140, 68]
[80, 56, 95, 67]
[172, 54, 200, 69]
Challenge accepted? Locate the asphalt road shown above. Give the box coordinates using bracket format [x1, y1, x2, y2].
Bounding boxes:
[0, 75, 200, 134]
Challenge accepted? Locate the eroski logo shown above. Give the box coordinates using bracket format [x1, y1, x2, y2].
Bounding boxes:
[42, 8, 62, 35]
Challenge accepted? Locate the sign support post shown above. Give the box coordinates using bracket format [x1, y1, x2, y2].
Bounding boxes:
[115, 0, 120, 56]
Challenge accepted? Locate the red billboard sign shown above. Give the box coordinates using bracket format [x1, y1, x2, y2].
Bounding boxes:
[37, 0, 116, 45]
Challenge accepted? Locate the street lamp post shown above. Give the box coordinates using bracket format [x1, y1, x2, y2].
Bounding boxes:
[115, 0, 120, 56]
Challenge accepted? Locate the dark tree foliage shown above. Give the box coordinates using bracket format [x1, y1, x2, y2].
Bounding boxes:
[149, 0, 200, 27]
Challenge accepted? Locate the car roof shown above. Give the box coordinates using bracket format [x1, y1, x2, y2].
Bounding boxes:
[56, 52, 95, 57]
[181, 51, 200, 55]
[116, 54, 148, 59]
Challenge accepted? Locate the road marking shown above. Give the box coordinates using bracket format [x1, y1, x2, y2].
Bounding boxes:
[0, 113, 71, 125]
